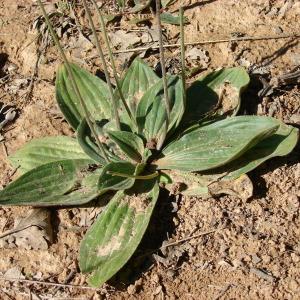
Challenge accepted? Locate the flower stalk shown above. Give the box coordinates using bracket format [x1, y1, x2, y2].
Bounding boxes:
[156, 0, 171, 150]
[82, 0, 121, 131]
[37, 0, 109, 162]
[180, 7, 186, 110]
[91, 0, 136, 127]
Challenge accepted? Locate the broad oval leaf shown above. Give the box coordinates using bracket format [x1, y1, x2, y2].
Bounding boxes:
[162, 121, 298, 195]
[98, 161, 138, 192]
[136, 76, 184, 148]
[108, 130, 145, 162]
[156, 116, 279, 172]
[79, 180, 159, 286]
[204, 120, 299, 179]
[0, 159, 103, 206]
[56, 63, 111, 129]
[120, 57, 159, 115]
[9, 136, 90, 174]
[183, 67, 249, 127]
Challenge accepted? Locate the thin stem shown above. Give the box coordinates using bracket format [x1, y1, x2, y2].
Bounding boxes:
[91, 0, 136, 127]
[0, 276, 109, 292]
[179, 7, 186, 110]
[82, 0, 121, 130]
[156, 0, 171, 125]
[107, 171, 159, 180]
[155, 0, 171, 151]
[37, 0, 109, 162]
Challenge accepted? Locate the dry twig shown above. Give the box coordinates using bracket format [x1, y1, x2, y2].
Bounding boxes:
[0, 276, 113, 292]
[160, 229, 216, 250]
[103, 33, 300, 55]
[214, 284, 235, 300]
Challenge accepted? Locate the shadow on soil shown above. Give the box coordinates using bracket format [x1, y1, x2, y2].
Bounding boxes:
[255, 39, 299, 69]
[248, 141, 300, 200]
[241, 38, 299, 115]
[184, 0, 218, 11]
[0, 52, 8, 77]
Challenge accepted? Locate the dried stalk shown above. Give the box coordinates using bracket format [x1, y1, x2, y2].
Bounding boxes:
[82, 0, 121, 130]
[179, 7, 186, 110]
[156, 0, 170, 150]
[37, 0, 109, 162]
[91, 0, 136, 126]
[86, 33, 300, 56]
[0, 276, 111, 292]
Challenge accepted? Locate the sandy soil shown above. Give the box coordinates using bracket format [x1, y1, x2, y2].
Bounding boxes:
[0, 0, 299, 299]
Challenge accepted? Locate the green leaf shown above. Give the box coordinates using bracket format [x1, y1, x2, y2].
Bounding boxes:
[156, 116, 279, 172]
[130, 0, 152, 13]
[98, 161, 138, 192]
[161, 0, 176, 7]
[183, 67, 250, 127]
[77, 118, 120, 165]
[160, 12, 189, 25]
[77, 118, 106, 165]
[79, 180, 159, 286]
[0, 159, 103, 206]
[9, 136, 90, 174]
[120, 57, 159, 116]
[108, 131, 145, 162]
[206, 120, 299, 179]
[136, 76, 184, 148]
[162, 121, 298, 196]
[56, 63, 111, 130]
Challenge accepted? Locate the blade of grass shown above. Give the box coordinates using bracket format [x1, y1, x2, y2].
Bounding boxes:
[82, 0, 121, 131]
[156, 0, 170, 150]
[179, 7, 186, 110]
[37, 0, 109, 163]
[91, 0, 136, 127]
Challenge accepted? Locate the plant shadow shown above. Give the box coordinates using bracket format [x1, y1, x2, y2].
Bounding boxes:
[239, 75, 263, 115]
[183, 0, 219, 11]
[254, 39, 299, 69]
[241, 39, 299, 114]
[247, 141, 300, 200]
[0, 53, 8, 77]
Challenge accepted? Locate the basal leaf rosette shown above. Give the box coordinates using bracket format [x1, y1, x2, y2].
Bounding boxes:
[0, 58, 297, 287]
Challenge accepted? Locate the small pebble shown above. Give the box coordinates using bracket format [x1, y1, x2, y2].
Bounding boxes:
[288, 279, 299, 291]
[252, 254, 262, 264]
[127, 284, 137, 295]
[152, 273, 160, 284]
[291, 253, 299, 263]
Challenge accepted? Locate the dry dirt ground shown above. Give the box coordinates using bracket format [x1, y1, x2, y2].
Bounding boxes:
[0, 0, 300, 299]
